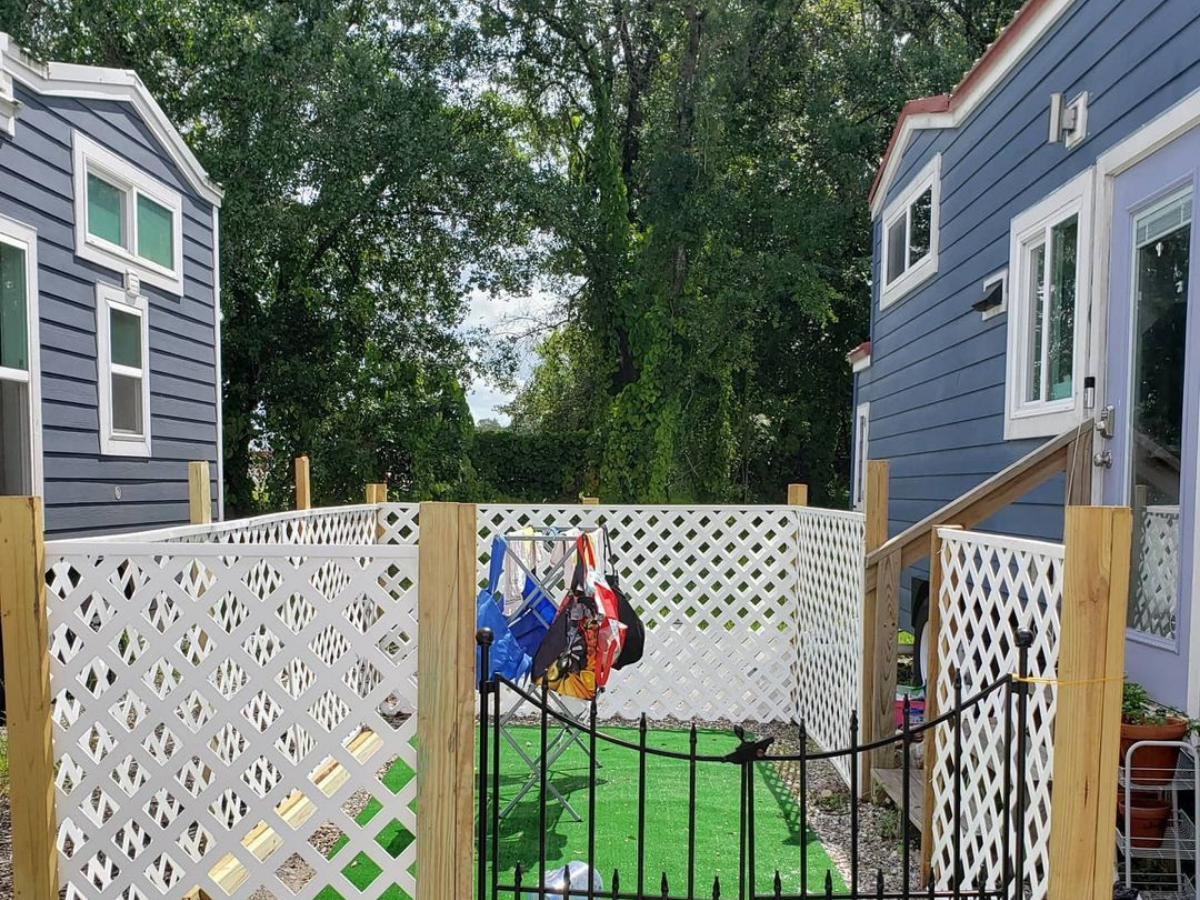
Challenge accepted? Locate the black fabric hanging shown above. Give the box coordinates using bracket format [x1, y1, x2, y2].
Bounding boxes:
[603, 526, 645, 670]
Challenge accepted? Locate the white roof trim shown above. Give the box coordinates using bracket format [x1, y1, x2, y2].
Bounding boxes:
[0, 33, 223, 206]
[869, 0, 1077, 219]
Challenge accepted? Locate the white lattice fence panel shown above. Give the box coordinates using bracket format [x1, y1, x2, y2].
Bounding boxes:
[1130, 505, 1180, 640]
[794, 507, 865, 785]
[45, 539, 420, 900]
[462, 505, 803, 723]
[930, 529, 1062, 900]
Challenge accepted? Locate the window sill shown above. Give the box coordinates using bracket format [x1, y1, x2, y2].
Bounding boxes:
[1003, 402, 1081, 440]
[880, 257, 937, 310]
[100, 435, 151, 458]
[77, 237, 182, 296]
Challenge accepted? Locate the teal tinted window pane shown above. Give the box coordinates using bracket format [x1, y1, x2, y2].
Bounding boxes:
[0, 242, 27, 371]
[136, 195, 173, 268]
[1025, 241, 1046, 403]
[110, 307, 142, 369]
[87, 173, 125, 246]
[1047, 215, 1078, 401]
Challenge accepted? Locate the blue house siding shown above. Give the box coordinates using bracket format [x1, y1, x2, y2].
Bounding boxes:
[0, 82, 220, 535]
[858, 0, 1200, 624]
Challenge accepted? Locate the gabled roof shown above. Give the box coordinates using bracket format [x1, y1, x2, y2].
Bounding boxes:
[869, 0, 1077, 218]
[0, 33, 223, 206]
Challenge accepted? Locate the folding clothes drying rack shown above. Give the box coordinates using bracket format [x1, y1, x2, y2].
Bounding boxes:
[496, 527, 606, 823]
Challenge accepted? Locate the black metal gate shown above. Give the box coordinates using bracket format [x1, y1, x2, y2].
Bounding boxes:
[476, 630, 1033, 900]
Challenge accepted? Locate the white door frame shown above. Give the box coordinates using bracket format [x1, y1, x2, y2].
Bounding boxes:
[0, 212, 42, 498]
[1092, 86, 1200, 713]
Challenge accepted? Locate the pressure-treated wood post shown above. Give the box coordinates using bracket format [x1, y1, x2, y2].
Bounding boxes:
[920, 523, 960, 882]
[365, 482, 387, 504]
[787, 483, 808, 506]
[582, 496, 599, 505]
[295, 456, 312, 510]
[859, 460, 891, 791]
[188, 461, 212, 525]
[1046, 506, 1131, 900]
[416, 502, 476, 900]
[0, 497, 59, 900]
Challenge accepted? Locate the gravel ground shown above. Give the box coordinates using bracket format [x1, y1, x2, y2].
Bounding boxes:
[0, 792, 11, 899]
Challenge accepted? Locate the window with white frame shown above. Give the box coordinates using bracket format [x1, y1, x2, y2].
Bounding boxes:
[1004, 169, 1094, 439]
[852, 401, 870, 510]
[880, 155, 941, 308]
[96, 284, 151, 457]
[73, 132, 184, 294]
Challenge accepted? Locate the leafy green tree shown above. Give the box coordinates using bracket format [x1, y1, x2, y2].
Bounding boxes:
[3, 0, 537, 511]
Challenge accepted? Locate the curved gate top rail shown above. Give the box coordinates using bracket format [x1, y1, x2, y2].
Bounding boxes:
[475, 628, 1036, 900]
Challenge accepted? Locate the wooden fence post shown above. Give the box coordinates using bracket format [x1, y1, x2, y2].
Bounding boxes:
[295, 456, 311, 510]
[0, 497, 59, 899]
[416, 502, 476, 900]
[920, 523, 960, 882]
[582, 496, 599, 505]
[188, 460, 212, 525]
[860, 460, 891, 792]
[787, 483, 808, 507]
[1046, 506, 1131, 900]
[366, 482, 387, 504]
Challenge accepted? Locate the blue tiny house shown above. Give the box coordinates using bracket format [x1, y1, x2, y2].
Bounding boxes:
[0, 34, 223, 536]
[853, 0, 1200, 712]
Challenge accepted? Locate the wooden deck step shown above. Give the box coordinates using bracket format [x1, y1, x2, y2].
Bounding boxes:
[871, 766, 924, 831]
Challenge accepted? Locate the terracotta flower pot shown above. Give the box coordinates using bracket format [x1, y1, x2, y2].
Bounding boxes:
[1118, 795, 1173, 849]
[1119, 718, 1188, 784]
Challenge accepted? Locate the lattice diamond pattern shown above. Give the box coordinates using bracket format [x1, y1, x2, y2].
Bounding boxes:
[46, 540, 419, 900]
[930, 529, 1062, 900]
[795, 508, 865, 784]
[1130, 505, 1179, 640]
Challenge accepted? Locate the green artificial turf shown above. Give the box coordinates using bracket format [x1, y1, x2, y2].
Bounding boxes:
[314, 725, 843, 899]
[489, 726, 845, 898]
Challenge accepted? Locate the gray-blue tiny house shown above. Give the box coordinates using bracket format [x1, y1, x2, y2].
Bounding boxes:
[853, 0, 1200, 713]
[0, 35, 223, 536]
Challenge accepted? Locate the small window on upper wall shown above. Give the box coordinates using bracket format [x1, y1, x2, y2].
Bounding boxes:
[96, 283, 152, 457]
[73, 133, 183, 294]
[880, 155, 941, 309]
[1005, 169, 1094, 440]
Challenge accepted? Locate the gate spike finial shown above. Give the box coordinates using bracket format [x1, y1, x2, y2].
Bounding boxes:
[612, 869, 620, 900]
[773, 869, 782, 898]
[661, 872, 669, 897]
[876, 869, 884, 897]
[712, 874, 721, 899]
[825, 869, 834, 898]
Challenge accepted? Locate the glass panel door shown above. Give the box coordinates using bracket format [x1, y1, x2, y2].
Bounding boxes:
[1104, 127, 1200, 714]
[1126, 191, 1190, 640]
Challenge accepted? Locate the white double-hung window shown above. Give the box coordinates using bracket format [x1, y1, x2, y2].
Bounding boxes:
[880, 155, 941, 308]
[73, 132, 184, 294]
[96, 284, 152, 457]
[1004, 169, 1094, 439]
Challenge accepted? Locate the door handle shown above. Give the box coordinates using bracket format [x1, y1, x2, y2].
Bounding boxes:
[1093, 450, 1113, 469]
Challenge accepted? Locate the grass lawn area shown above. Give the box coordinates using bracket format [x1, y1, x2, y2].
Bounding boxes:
[315, 724, 842, 899]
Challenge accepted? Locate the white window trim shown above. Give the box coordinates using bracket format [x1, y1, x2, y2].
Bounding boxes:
[0, 214, 43, 496]
[1004, 169, 1094, 440]
[852, 401, 870, 510]
[980, 268, 1008, 321]
[73, 132, 184, 295]
[96, 283, 152, 457]
[880, 154, 941, 309]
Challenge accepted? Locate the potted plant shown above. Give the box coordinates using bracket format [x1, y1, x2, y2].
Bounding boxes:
[1117, 793, 1174, 848]
[1120, 681, 1189, 785]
